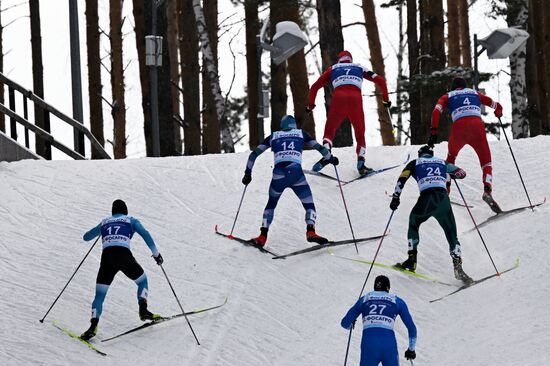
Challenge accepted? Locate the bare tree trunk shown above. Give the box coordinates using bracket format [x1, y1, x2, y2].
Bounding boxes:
[167, 0, 182, 154]
[395, 2, 405, 145]
[201, 0, 221, 153]
[29, 0, 49, 158]
[507, 0, 529, 138]
[192, 0, 234, 152]
[362, 0, 395, 145]
[447, 0, 460, 66]
[543, 1, 550, 133]
[0, 2, 4, 133]
[270, 1, 288, 132]
[316, 0, 352, 147]
[407, 0, 422, 144]
[110, 0, 126, 159]
[286, 1, 315, 137]
[458, 0, 472, 67]
[180, 0, 201, 154]
[86, 0, 105, 159]
[132, 0, 152, 156]
[526, 0, 542, 136]
[531, 0, 549, 134]
[244, 0, 260, 149]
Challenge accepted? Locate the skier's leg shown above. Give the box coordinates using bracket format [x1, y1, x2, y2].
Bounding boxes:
[91, 248, 120, 319]
[262, 171, 287, 228]
[121, 250, 159, 320]
[446, 121, 467, 164]
[349, 99, 369, 174]
[471, 119, 494, 190]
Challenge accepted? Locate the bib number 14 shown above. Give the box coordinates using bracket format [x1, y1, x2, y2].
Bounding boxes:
[281, 141, 295, 150]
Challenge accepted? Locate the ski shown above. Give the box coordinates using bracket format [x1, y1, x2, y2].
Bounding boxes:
[215, 225, 280, 256]
[342, 153, 410, 186]
[328, 250, 455, 286]
[429, 259, 520, 303]
[465, 197, 546, 233]
[52, 321, 107, 356]
[102, 297, 228, 342]
[272, 234, 387, 260]
[304, 170, 349, 183]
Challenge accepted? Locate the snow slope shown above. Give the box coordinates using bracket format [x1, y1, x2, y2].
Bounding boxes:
[1, 137, 549, 366]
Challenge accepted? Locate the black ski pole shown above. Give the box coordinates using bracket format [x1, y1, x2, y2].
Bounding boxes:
[334, 165, 359, 254]
[497, 117, 534, 211]
[230, 185, 248, 236]
[159, 264, 200, 345]
[39, 236, 101, 323]
[344, 210, 395, 366]
[453, 178, 500, 275]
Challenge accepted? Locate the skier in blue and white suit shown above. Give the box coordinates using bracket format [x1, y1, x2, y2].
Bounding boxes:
[79, 199, 163, 340]
[341, 275, 417, 366]
[242, 115, 339, 246]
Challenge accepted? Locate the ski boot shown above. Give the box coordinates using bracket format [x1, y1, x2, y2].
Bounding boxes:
[250, 227, 268, 247]
[357, 158, 374, 176]
[482, 184, 502, 214]
[139, 298, 161, 321]
[306, 224, 329, 245]
[394, 250, 417, 272]
[312, 157, 330, 172]
[80, 318, 99, 341]
[452, 257, 474, 284]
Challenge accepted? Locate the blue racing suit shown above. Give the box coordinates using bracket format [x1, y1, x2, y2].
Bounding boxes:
[341, 291, 417, 366]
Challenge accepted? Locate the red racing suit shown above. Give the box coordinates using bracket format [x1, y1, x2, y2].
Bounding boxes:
[308, 62, 389, 158]
[431, 88, 503, 190]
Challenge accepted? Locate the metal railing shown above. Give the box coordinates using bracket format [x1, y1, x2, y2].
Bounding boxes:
[0, 72, 111, 160]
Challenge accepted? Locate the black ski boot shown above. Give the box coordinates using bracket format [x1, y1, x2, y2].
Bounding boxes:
[394, 250, 417, 272]
[357, 158, 374, 176]
[482, 185, 502, 214]
[80, 318, 99, 341]
[251, 227, 268, 247]
[306, 224, 329, 245]
[452, 257, 474, 284]
[139, 298, 161, 321]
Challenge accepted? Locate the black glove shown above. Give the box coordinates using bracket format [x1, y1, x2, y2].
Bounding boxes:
[328, 155, 339, 166]
[242, 172, 252, 185]
[390, 193, 400, 211]
[153, 253, 164, 265]
[383, 100, 392, 109]
[427, 130, 437, 147]
[405, 349, 416, 360]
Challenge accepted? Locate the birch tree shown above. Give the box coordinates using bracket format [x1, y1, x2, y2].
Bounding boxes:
[192, 0, 235, 152]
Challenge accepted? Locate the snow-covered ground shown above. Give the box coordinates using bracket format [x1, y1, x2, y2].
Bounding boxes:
[1, 137, 549, 365]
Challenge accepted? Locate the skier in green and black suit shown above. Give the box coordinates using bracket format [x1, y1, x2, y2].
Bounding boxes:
[390, 145, 473, 284]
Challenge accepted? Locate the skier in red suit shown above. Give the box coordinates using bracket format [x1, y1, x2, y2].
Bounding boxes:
[307, 50, 390, 175]
[428, 77, 503, 213]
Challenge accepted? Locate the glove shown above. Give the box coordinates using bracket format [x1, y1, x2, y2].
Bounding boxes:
[390, 193, 400, 211]
[153, 253, 164, 265]
[328, 155, 339, 166]
[495, 104, 503, 118]
[405, 349, 416, 360]
[306, 104, 315, 115]
[451, 168, 466, 179]
[382, 100, 392, 109]
[427, 132, 437, 147]
[242, 172, 252, 185]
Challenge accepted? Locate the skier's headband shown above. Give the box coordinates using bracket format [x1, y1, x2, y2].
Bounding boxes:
[338, 55, 353, 63]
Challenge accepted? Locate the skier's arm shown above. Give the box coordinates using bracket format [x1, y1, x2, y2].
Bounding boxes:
[308, 69, 331, 108]
[430, 94, 448, 134]
[392, 160, 416, 197]
[131, 217, 160, 257]
[478, 93, 503, 117]
[397, 297, 417, 351]
[83, 224, 101, 241]
[364, 70, 389, 102]
[303, 131, 332, 160]
[341, 296, 364, 330]
[446, 162, 466, 179]
[245, 136, 272, 174]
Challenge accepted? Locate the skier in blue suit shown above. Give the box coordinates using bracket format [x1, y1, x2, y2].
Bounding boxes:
[80, 199, 164, 340]
[242, 115, 339, 246]
[341, 275, 417, 366]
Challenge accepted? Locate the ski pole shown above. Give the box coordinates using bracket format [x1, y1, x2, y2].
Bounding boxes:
[453, 178, 500, 275]
[40, 235, 101, 323]
[159, 264, 200, 345]
[334, 165, 359, 254]
[497, 117, 534, 211]
[344, 210, 395, 366]
[229, 185, 248, 237]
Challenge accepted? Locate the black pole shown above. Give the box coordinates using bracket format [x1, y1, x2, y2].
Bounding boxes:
[343, 211, 394, 366]
[497, 117, 534, 211]
[159, 264, 200, 345]
[334, 165, 359, 254]
[39, 236, 100, 323]
[453, 179, 500, 275]
[230, 185, 248, 236]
